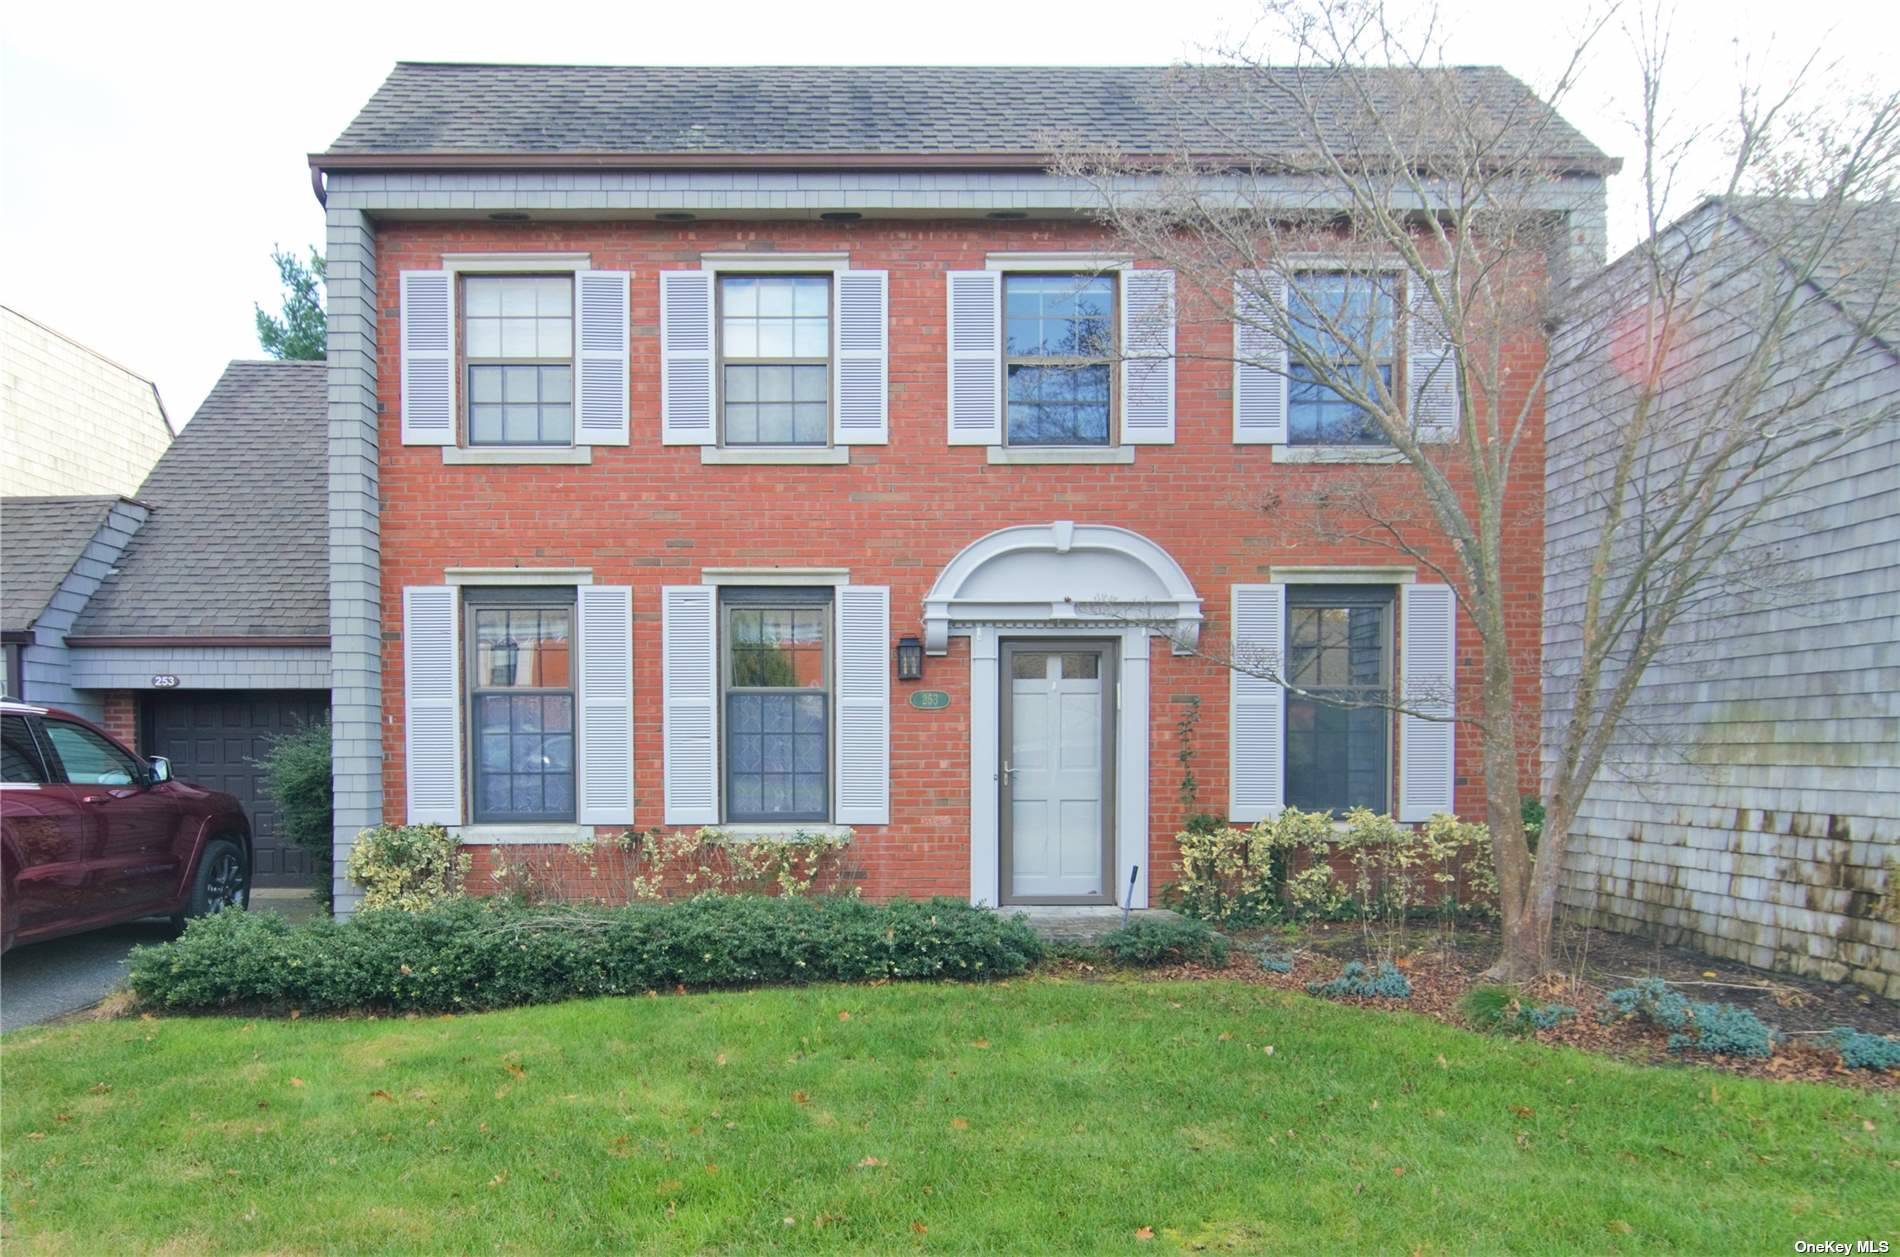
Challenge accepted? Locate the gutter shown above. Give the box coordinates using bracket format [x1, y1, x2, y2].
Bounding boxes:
[64, 635, 331, 649]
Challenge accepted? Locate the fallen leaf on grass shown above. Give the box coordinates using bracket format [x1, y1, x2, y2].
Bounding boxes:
[503, 1061, 526, 1080]
[792, 1091, 809, 1104]
[912, 1222, 928, 1235]
[1217, 1032, 1233, 1042]
[658, 1179, 681, 1194]
[837, 1010, 851, 1022]
[368, 1090, 394, 1103]
[1607, 1220, 1633, 1235]
[949, 1118, 969, 1130]
[857, 1156, 882, 1169]
[1510, 1105, 1535, 1118]
[488, 1172, 508, 1188]
[971, 1038, 991, 1050]
[88, 1083, 110, 1095]
[705, 1163, 719, 1175]
[1392, 1166, 1405, 1177]
[1136, 1226, 1155, 1241]
[288, 1078, 305, 1088]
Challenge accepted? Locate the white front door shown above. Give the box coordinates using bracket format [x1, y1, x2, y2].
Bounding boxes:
[1000, 642, 1114, 904]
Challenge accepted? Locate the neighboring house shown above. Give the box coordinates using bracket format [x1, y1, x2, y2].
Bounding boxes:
[1, 305, 174, 497]
[1, 360, 331, 888]
[1546, 199, 1899, 996]
[313, 63, 1611, 914]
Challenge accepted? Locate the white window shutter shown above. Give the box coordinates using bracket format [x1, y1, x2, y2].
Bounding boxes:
[660, 271, 716, 445]
[576, 270, 631, 446]
[1121, 268, 1176, 443]
[834, 270, 889, 445]
[661, 585, 719, 825]
[1234, 271, 1288, 444]
[1408, 272, 1460, 441]
[399, 271, 455, 445]
[403, 586, 461, 825]
[1228, 584, 1286, 822]
[945, 270, 1002, 445]
[1398, 584, 1457, 821]
[834, 585, 891, 825]
[576, 585, 634, 825]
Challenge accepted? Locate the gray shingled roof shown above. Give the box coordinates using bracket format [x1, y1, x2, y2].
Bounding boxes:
[1, 496, 124, 634]
[323, 63, 1609, 168]
[72, 361, 328, 639]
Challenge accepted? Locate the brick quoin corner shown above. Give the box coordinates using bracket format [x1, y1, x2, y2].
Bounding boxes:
[374, 219, 1545, 901]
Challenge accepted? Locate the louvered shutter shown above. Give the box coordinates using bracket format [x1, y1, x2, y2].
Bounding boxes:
[660, 271, 716, 445]
[576, 270, 631, 446]
[403, 586, 462, 825]
[834, 585, 890, 825]
[1228, 584, 1286, 822]
[1407, 273, 1460, 441]
[945, 270, 1002, 444]
[1233, 271, 1289, 444]
[400, 271, 455, 445]
[661, 585, 719, 825]
[834, 270, 889, 444]
[1398, 583, 1457, 821]
[1120, 268, 1176, 443]
[576, 586, 633, 825]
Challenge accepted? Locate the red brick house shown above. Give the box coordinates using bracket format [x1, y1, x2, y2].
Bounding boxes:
[314, 65, 1609, 914]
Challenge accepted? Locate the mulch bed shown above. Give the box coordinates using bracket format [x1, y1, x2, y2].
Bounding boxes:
[1113, 925, 1899, 1091]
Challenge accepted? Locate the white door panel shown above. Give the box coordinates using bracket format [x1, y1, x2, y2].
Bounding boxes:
[1005, 648, 1110, 901]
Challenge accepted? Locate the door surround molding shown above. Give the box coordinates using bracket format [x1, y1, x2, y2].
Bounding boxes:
[998, 638, 1118, 906]
[968, 623, 1151, 909]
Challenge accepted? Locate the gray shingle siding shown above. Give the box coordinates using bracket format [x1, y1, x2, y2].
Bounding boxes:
[69, 644, 330, 690]
[1546, 202, 1900, 997]
[326, 208, 380, 916]
[10, 498, 150, 716]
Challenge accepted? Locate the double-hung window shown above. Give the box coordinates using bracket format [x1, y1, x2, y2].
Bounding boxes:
[719, 275, 831, 446]
[1286, 273, 1397, 446]
[721, 587, 830, 821]
[1284, 585, 1393, 813]
[464, 275, 574, 446]
[1004, 274, 1115, 445]
[466, 588, 575, 822]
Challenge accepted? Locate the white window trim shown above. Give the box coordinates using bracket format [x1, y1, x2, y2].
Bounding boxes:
[444, 567, 593, 587]
[986, 446, 1134, 465]
[443, 446, 593, 466]
[699, 252, 851, 275]
[706, 822, 855, 842]
[1270, 565, 1417, 585]
[1272, 445, 1407, 465]
[699, 567, 851, 588]
[701, 446, 850, 466]
[443, 254, 597, 452]
[985, 252, 1132, 273]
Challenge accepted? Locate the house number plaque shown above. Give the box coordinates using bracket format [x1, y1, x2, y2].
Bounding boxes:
[908, 690, 951, 710]
[151, 674, 180, 689]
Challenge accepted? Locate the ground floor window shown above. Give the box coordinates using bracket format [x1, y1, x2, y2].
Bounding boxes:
[1284, 585, 1393, 813]
[721, 586, 830, 822]
[464, 587, 575, 823]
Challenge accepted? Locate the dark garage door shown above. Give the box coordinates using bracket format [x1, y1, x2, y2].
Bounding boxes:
[144, 691, 330, 888]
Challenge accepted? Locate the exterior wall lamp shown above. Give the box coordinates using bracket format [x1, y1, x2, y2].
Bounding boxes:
[895, 635, 924, 682]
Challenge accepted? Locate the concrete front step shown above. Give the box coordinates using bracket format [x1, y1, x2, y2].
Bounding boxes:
[1003, 905, 1185, 943]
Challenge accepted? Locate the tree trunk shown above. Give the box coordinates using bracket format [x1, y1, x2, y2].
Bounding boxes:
[1477, 620, 1542, 981]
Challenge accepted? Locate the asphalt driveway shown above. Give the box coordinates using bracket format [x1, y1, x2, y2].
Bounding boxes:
[1, 889, 320, 1031]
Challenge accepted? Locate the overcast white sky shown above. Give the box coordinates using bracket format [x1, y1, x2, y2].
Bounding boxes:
[2, 0, 1891, 425]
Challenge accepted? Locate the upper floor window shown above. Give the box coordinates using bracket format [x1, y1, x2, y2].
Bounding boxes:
[464, 275, 574, 447]
[719, 275, 831, 447]
[465, 588, 575, 823]
[1284, 585, 1392, 813]
[1004, 274, 1114, 446]
[1287, 272, 1396, 446]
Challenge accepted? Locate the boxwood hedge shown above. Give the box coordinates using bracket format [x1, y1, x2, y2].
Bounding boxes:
[127, 895, 1045, 1014]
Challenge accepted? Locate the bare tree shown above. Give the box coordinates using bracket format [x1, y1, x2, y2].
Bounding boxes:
[1055, 1, 1900, 978]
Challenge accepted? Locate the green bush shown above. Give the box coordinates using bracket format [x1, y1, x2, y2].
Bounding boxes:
[258, 724, 333, 907]
[1823, 1027, 1900, 1070]
[1098, 917, 1230, 967]
[1308, 961, 1412, 1000]
[126, 895, 1046, 1013]
[1602, 978, 1776, 1058]
[344, 823, 470, 911]
[1462, 985, 1576, 1034]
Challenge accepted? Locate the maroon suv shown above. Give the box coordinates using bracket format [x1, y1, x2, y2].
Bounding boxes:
[0, 700, 252, 953]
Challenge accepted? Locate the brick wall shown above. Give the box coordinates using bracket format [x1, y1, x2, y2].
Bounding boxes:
[375, 218, 1547, 901]
[99, 690, 138, 751]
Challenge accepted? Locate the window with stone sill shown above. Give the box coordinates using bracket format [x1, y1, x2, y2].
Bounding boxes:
[718, 274, 832, 447]
[463, 275, 574, 447]
[1004, 273, 1116, 446]
[1287, 272, 1398, 446]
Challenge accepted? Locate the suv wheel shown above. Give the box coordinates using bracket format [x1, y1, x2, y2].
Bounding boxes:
[177, 838, 249, 924]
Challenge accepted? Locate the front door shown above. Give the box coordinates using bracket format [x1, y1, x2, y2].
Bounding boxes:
[999, 641, 1115, 904]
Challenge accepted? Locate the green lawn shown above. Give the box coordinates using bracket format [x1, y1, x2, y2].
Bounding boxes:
[2, 980, 1893, 1254]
